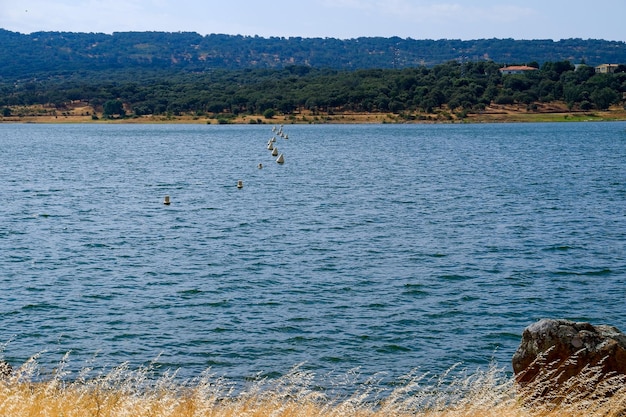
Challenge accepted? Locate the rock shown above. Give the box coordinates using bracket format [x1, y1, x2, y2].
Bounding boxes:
[0, 360, 11, 379]
[512, 318, 626, 389]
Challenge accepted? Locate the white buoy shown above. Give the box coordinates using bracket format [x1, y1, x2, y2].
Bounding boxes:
[271, 137, 276, 143]
[284, 134, 289, 139]
[258, 163, 263, 169]
[163, 195, 171, 205]
[237, 180, 243, 189]
[267, 142, 274, 150]
[276, 153, 284, 164]
[272, 147, 278, 156]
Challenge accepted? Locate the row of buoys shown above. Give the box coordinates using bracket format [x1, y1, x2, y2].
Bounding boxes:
[267, 126, 285, 164]
[239, 125, 288, 191]
[272, 124, 289, 140]
[164, 124, 294, 202]
[164, 125, 290, 200]
[232, 125, 289, 193]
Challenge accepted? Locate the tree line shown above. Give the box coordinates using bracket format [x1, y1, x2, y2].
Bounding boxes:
[1, 60, 625, 119]
[2, 29, 626, 79]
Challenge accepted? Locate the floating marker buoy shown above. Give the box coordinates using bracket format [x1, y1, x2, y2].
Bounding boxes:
[163, 195, 171, 205]
[276, 153, 284, 164]
[237, 180, 243, 189]
[258, 163, 263, 169]
[272, 147, 278, 156]
[267, 143, 274, 150]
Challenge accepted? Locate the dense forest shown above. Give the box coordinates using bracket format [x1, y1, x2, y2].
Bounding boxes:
[2, 30, 626, 79]
[2, 60, 625, 120]
[1, 30, 626, 120]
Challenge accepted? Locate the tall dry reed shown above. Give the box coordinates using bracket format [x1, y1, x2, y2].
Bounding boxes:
[1, 353, 625, 417]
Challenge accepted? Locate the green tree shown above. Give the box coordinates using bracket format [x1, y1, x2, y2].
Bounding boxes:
[541, 60, 574, 81]
[590, 87, 619, 110]
[102, 99, 125, 118]
[563, 84, 581, 109]
[263, 108, 276, 119]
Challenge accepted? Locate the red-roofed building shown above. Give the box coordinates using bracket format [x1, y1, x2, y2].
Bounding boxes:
[499, 65, 539, 75]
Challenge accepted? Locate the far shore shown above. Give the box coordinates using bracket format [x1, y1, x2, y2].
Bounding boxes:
[2, 102, 626, 124]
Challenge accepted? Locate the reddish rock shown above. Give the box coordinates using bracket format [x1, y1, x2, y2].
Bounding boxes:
[512, 319, 626, 387]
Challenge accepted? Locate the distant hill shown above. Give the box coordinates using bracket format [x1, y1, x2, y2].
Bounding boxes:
[1, 29, 626, 80]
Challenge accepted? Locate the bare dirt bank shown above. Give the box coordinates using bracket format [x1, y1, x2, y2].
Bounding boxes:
[2, 102, 626, 124]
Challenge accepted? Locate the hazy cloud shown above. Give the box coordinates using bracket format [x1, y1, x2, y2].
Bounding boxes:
[321, 1, 536, 25]
[0, 0, 624, 41]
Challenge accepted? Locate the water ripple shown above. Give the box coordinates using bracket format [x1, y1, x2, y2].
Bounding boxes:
[0, 122, 625, 385]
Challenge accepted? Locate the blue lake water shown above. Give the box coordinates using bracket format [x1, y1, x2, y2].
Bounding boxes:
[1, 122, 625, 385]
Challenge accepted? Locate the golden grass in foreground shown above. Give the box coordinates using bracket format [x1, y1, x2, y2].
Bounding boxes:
[1, 355, 625, 417]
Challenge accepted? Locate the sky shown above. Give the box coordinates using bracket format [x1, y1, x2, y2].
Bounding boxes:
[1, 0, 625, 42]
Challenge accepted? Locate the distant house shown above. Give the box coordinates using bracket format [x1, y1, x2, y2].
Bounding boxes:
[499, 65, 539, 75]
[595, 64, 619, 74]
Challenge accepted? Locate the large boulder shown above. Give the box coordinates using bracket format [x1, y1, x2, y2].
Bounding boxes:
[512, 318, 626, 388]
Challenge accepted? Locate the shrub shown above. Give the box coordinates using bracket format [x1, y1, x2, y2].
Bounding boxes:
[263, 108, 276, 119]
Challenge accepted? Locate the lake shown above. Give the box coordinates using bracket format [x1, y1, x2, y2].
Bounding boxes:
[1, 121, 625, 386]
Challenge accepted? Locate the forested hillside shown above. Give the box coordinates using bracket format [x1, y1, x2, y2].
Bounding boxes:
[1, 30, 625, 121]
[2, 60, 625, 121]
[2, 29, 626, 79]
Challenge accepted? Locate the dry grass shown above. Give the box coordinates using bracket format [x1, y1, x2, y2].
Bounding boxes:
[1, 354, 626, 417]
[2, 102, 626, 124]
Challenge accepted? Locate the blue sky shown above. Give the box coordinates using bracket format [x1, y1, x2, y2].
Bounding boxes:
[1, 0, 625, 41]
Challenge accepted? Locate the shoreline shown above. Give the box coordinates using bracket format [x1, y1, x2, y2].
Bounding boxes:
[2, 102, 626, 124]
